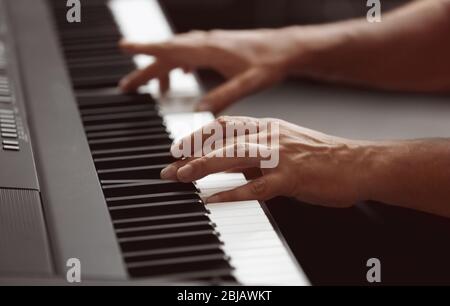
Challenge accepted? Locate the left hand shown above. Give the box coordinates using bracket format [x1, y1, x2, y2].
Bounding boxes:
[160, 116, 372, 207]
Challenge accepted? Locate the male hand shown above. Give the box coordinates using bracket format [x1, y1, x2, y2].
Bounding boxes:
[160, 116, 371, 207]
[119, 29, 304, 113]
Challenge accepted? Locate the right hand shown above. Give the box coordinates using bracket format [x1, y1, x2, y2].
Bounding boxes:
[119, 28, 303, 113]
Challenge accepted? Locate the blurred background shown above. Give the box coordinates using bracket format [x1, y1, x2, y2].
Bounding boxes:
[160, 0, 407, 31]
[157, 0, 450, 285]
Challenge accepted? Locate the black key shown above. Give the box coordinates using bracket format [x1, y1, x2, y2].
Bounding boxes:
[128, 262, 232, 279]
[88, 134, 170, 151]
[77, 92, 155, 107]
[63, 41, 124, 53]
[116, 223, 214, 239]
[87, 127, 168, 139]
[109, 200, 208, 220]
[125, 247, 225, 264]
[97, 164, 169, 180]
[113, 213, 211, 229]
[82, 111, 159, 122]
[91, 144, 172, 158]
[72, 74, 125, 89]
[107, 191, 200, 207]
[83, 115, 164, 128]
[120, 232, 221, 253]
[67, 54, 132, 67]
[94, 152, 175, 169]
[70, 63, 134, 79]
[123, 243, 223, 259]
[127, 255, 230, 278]
[116, 220, 214, 235]
[102, 181, 197, 198]
[80, 104, 157, 116]
[85, 122, 164, 134]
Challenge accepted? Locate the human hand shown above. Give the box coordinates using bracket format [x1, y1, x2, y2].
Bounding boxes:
[119, 28, 304, 113]
[160, 116, 371, 207]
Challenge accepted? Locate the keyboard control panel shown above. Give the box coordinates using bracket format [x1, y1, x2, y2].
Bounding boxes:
[0, 1, 39, 190]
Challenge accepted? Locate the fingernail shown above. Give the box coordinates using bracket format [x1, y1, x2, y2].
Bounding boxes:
[160, 165, 177, 180]
[170, 141, 183, 158]
[207, 195, 221, 204]
[177, 164, 194, 181]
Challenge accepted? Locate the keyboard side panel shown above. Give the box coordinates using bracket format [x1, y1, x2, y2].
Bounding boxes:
[6, 0, 127, 279]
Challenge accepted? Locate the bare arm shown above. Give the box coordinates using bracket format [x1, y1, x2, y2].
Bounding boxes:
[161, 117, 450, 219]
[288, 0, 450, 92]
[120, 0, 450, 112]
[365, 138, 450, 217]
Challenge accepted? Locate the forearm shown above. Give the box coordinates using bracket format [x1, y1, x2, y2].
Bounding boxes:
[361, 139, 450, 218]
[283, 0, 450, 92]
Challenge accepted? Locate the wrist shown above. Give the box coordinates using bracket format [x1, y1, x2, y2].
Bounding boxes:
[356, 141, 408, 203]
[278, 23, 370, 80]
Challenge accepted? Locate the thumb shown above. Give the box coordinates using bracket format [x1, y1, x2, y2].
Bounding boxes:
[196, 68, 274, 114]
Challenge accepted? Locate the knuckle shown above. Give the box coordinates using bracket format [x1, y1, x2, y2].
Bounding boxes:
[216, 116, 232, 127]
[250, 178, 267, 195]
[194, 157, 210, 173]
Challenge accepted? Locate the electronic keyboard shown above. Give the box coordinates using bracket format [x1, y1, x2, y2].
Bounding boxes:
[0, 0, 308, 285]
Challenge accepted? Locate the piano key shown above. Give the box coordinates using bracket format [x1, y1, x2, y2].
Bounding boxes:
[115, 220, 213, 235]
[67, 54, 132, 67]
[83, 115, 164, 128]
[126, 254, 228, 270]
[63, 41, 125, 53]
[110, 205, 210, 225]
[80, 104, 157, 116]
[72, 74, 126, 89]
[102, 181, 197, 198]
[97, 164, 170, 180]
[69, 63, 135, 79]
[77, 93, 156, 109]
[107, 191, 200, 207]
[116, 223, 215, 239]
[125, 247, 225, 264]
[91, 144, 172, 158]
[120, 232, 221, 253]
[127, 261, 232, 279]
[123, 243, 223, 259]
[114, 214, 211, 230]
[85, 122, 164, 134]
[87, 127, 168, 139]
[88, 134, 170, 151]
[109, 198, 205, 213]
[82, 111, 159, 122]
[94, 152, 175, 169]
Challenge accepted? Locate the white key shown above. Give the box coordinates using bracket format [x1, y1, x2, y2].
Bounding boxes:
[110, 1, 309, 285]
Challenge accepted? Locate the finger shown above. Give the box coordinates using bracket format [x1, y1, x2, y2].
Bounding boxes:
[175, 144, 264, 183]
[170, 116, 263, 158]
[119, 61, 173, 92]
[160, 157, 194, 181]
[120, 40, 175, 57]
[159, 74, 170, 95]
[196, 68, 273, 114]
[120, 35, 209, 66]
[207, 174, 284, 203]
